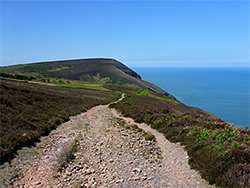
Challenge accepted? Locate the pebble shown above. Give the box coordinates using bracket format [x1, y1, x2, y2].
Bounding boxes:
[141, 176, 147, 180]
[116, 179, 124, 183]
[132, 168, 142, 173]
[129, 176, 140, 181]
[0, 98, 213, 188]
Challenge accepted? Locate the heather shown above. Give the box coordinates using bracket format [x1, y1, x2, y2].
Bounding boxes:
[0, 79, 118, 164]
[1, 59, 249, 187]
[110, 91, 250, 187]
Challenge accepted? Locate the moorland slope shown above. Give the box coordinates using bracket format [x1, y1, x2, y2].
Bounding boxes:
[0, 58, 249, 187]
[0, 95, 213, 188]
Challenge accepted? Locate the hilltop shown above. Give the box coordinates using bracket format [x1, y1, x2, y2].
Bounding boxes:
[0, 58, 173, 97]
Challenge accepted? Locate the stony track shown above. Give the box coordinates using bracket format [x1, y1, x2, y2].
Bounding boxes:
[0, 95, 214, 188]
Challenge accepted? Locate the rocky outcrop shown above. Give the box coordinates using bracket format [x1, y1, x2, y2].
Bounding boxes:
[122, 69, 142, 80]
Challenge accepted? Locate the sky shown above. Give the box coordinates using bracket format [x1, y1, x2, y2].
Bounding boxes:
[0, 0, 249, 67]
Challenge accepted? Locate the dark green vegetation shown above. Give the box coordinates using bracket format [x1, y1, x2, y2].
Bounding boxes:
[0, 72, 36, 81]
[1, 58, 249, 187]
[110, 87, 250, 188]
[144, 133, 156, 142]
[0, 58, 173, 97]
[0, 79, 118, 164]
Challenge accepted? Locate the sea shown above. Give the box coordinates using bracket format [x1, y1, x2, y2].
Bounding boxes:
[132, 67, 250, 129]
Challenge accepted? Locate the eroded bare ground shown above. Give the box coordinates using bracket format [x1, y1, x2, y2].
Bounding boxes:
[112, 109, 214, 188]
[0, 95, 214, 188]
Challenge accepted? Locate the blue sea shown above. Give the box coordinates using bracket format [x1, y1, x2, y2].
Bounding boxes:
[133, 67, 250, 128]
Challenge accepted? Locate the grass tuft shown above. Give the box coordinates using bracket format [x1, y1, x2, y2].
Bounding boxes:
[55, 139, 78, 171]
[144, 133, 156, 142]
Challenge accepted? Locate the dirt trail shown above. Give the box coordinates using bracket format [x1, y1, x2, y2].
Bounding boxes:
[111, 107, 213, 187]
[0, 94, 213, 188]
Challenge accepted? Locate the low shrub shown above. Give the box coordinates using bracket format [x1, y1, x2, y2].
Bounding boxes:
[144, 133, 156, 142]
[0, 79, 118, 164]
[110, 93, 250, 187]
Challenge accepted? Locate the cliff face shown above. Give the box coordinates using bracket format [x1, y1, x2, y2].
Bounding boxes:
[123, 69, 142, 79]
[101, 58, 142, 80]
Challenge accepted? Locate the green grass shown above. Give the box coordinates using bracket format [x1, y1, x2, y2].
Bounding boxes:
[0, 64, 27, 72]
[0, 58, 174, 96]
[0, 72, 110, 91]
[47, 66, 69, 72]
[125, 88, 177, 104]
[51, 82, 110, 91]
[137, 89, 150, 96]
[0, 59, 139, 86]
[144, 133, 156, 142]
[137, 89, 177, 104]
[155, 96, 177, 104]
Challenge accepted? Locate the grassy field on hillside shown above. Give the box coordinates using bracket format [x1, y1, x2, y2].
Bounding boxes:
[0, 58, 173, 96]
[0, 59, 140, 85]
[0, 79, 119, 164]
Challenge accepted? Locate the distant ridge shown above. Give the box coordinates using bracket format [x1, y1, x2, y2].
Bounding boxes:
[0, 58, 175, 98]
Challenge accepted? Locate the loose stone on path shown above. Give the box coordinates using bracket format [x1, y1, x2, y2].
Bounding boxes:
[0, 94, 214, 188]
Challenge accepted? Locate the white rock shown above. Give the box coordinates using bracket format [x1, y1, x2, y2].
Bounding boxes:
[132, 168, 142, 173]
[141, 176, 147, 180]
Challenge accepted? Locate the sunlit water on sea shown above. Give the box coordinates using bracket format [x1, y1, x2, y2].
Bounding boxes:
[133, 67, 250, 128]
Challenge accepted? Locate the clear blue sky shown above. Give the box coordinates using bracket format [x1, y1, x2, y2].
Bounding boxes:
[1, 1, 249, 67]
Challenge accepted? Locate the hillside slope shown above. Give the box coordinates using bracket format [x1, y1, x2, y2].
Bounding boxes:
[1, 58, 249, 187]
[0, 58, 174, 97]
[0, 95, 213, 188]
[0, 79, 118, 164]
[110, 88, 250, 188]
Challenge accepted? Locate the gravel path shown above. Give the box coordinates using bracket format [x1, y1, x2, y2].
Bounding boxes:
[0, 94, 214, 188]
[112, 108, 213, 187]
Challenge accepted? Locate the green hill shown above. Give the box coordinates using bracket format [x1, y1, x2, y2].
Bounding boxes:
[0, 58, 174, 98]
